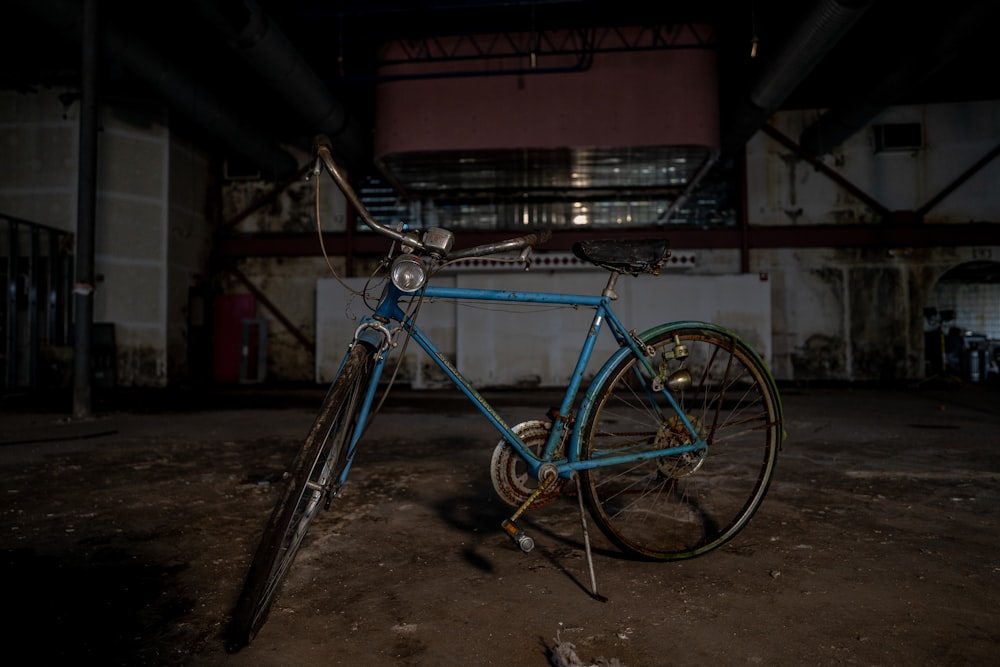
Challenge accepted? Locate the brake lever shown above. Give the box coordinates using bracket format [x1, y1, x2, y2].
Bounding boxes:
[518, 245, 533, 271]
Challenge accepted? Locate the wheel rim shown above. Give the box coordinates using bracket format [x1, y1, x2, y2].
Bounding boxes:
[581, 328, 780, 560]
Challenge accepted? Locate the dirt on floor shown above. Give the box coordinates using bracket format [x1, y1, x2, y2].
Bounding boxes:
[1, 384, 998, 666]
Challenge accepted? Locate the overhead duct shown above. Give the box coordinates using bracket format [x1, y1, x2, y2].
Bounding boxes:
[14, 0, 298, 178]
[800, 1, 1000, 155]
[720, 0, 871, 158]
[191, 0, 369, 173]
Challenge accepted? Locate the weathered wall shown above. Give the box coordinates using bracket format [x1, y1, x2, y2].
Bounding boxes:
[7, 87, 998, 387]
[92, 101, 170, 386]
[746, 100, 1000, 382]
[232, 100, 1000, 386]
[220, 168, 346, 382]
[1, 88, 215, 387]
[166, 135, 214, 383]
[315, 267, 772, 388]
[0, 89, 78, 231]
[747, 101, 1000, 225]
[754, 245, 1000, 383]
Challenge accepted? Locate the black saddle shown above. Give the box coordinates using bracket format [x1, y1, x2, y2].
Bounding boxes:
[572, 239, 671, 275]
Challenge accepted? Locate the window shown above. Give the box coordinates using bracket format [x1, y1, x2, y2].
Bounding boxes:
[872, 122, 922, 153]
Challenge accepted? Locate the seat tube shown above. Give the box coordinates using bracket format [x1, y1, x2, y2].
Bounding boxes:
[556, 300, 609, 419]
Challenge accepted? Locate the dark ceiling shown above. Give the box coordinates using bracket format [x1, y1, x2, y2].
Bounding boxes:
[3, 0, 1000, 200]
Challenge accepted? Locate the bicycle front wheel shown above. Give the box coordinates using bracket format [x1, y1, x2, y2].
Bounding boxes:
[225, 341, 376, 653]
[579, 325, 782, 561]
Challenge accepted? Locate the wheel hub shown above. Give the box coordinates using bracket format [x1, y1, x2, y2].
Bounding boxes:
[655, 413, 707, 478]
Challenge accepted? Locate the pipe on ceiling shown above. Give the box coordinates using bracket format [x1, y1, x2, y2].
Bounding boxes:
[719, 0, 872, 158]
[14, 0, 299, 178]
[191, 0, 369, 173]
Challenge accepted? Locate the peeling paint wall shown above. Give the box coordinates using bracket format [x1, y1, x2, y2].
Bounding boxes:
[749, 101, 1000, 225]
[12, 88, 996, 388]
[1, 89, 219, 388]
[761, 245, 1000, 382]
[219, 168, 348, 382]
[848, 264, 908, 380]
[744, 101, 1000, 382]
[220, 256, 341, 382]
[166, 136, 214, 384]
[92, 102, 171, 387]
[781, 253, 848, 381]
[225, 101, 1000, 386]
[223, 163, 342, 233]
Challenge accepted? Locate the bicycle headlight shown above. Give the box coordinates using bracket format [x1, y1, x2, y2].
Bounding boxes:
[390, 253, 427, 292]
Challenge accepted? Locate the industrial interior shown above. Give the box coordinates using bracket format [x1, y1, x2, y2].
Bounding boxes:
[2, 0, 1000, 403]
[1, 3, 1000, 665]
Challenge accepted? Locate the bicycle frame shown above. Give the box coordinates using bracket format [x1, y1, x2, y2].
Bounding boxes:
[332, 273, 708, 493]
[224, 139, 785, 654]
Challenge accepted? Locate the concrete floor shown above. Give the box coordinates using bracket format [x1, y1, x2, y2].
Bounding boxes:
[1, 382, 998, 666]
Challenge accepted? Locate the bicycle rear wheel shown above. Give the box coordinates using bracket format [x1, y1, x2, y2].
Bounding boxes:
[579, 325, 782, 560]
[225, 341, 376, 653]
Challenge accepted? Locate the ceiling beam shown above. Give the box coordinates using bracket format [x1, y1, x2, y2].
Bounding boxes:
[218, 222, 1000, 259]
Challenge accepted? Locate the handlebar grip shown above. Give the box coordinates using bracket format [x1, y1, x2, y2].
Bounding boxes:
[447, 230, 550, 260]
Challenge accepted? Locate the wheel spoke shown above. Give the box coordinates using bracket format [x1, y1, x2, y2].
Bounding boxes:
[580, 327, 781, 560]
[226, 342, 375, 652]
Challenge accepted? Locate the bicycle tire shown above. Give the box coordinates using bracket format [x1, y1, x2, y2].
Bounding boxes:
[225, 341, 376, 653]
[579, 325, 782, 561]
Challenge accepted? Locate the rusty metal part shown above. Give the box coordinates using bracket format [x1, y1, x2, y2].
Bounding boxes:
[490, 420, 567, 508]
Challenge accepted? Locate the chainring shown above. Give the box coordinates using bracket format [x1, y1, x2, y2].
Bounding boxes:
[490, 420, 567, 509]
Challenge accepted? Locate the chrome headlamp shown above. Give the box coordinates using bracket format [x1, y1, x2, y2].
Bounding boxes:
[390, 253, 427, 292]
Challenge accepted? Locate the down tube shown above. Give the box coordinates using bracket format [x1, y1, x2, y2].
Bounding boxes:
[401, 321, 537, 462]
[404, 302, 612, 472]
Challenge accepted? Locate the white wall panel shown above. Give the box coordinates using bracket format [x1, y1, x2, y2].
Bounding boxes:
[317, 270, 772, 388]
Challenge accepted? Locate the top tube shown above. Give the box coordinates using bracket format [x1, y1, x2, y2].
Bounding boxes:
[422, 285, 607, 308]
[374, 282, 611, 325]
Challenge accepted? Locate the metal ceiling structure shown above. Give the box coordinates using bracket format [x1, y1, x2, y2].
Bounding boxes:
[4, 0, 1000, 401]
[5, 1, 1000, 181]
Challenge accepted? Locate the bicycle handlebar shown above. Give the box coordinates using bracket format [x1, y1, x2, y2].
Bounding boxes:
[447, 229, 552, 260]
[314, 135, 548, 260]
[314, 136, 410, 246]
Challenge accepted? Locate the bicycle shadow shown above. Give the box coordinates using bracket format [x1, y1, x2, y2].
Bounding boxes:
[432, 473, 629, 601]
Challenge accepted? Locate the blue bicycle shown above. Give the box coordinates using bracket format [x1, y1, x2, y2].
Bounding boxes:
[225, 136, 785, 653]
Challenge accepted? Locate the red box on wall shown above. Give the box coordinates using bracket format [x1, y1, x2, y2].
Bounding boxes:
[213, 294, 256, 383]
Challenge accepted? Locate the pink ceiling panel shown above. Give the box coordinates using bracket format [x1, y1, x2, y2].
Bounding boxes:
[373, 35, 719, 158]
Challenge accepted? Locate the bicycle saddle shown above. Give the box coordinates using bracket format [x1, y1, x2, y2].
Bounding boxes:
[572, 239, 671, 275]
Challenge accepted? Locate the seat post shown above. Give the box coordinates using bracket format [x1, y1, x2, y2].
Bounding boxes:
[602, 271, 620, 299]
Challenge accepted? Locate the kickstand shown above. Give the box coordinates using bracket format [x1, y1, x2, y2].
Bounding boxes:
[574, 472, 607, 602]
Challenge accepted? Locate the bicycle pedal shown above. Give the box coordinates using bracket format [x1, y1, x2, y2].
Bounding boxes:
[501, 519, 535, 553]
